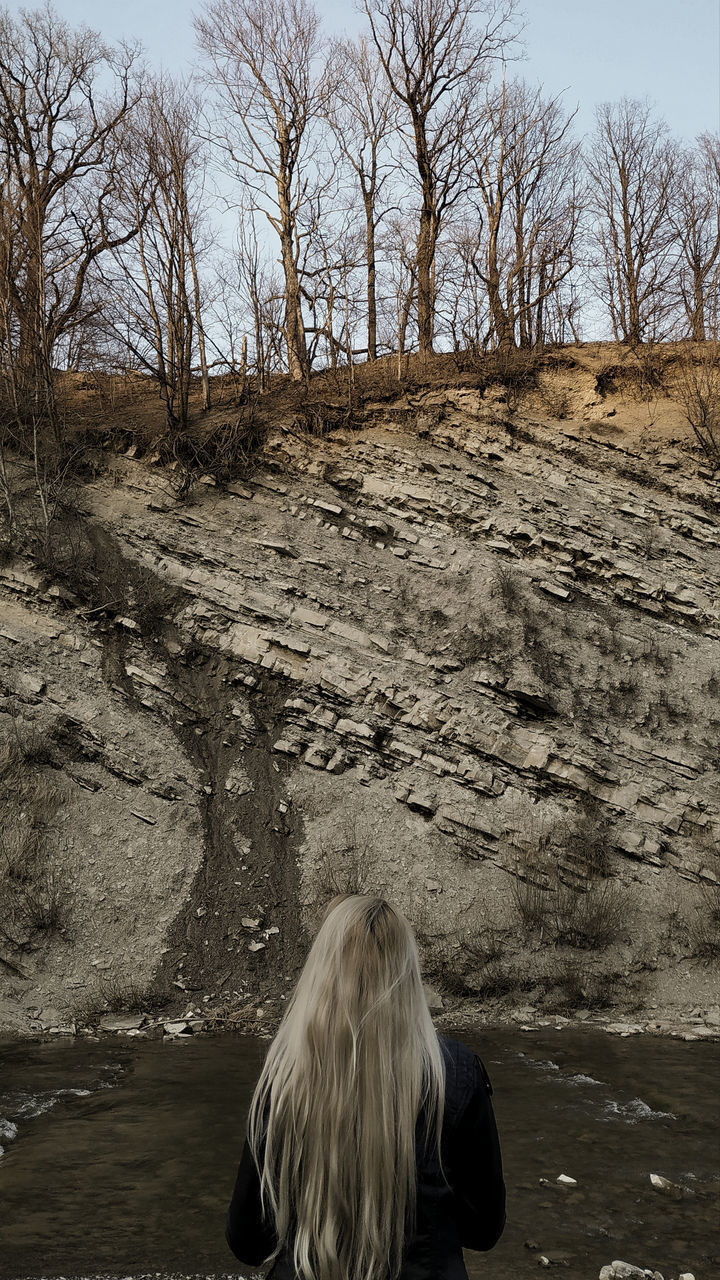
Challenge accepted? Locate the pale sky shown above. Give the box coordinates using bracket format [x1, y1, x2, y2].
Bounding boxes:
[12, 0, 720, 143]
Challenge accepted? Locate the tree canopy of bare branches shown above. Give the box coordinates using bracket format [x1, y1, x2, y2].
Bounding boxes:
[196, 0, 332, 382]
[468, 77, 582, 349]
[102, 75, 211, 431]
[0, 2, 141, 435]
[325, 37, 399, 362]
[0, 0, 716, 436]
[587, 98, 678, 346]
[672, 134, 720, 341]
[365, 0, 519, 356]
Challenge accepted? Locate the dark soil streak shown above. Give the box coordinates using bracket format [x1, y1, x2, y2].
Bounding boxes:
[153, 654, 306, 1008]
[85, 529, 307, 1013]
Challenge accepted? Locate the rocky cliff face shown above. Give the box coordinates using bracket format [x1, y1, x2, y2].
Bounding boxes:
[2, 353, 719, 1036]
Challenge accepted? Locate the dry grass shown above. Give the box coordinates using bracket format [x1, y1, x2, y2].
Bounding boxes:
[0, 717, 56, 783]
[543, 963, 635, 1012]
[505, 802, 627, 948]
[689, 879, 720, 961]
[71, 972, 177, 1026]
[510, 866, 552, 934]
[540, 385, 572, 420]
[673, 346, 720, 465]
[492, 563, 523, 612]
[550, 879, 631, 950]
[310, 816, 381, 906]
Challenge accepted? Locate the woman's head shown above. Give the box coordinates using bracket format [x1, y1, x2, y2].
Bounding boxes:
[295, 895, 429, 1054]
[247, 895, 445, 1280]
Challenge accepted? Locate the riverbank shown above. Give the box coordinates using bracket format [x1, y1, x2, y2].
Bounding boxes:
[2, 989, 719, 1045]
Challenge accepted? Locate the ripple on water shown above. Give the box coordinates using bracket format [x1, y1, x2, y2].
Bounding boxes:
[0, 1059, 127, 1158]
[516, 1053, 560, 1071]
[514, 1050, 678, 1124]
[602, 1097, 677, 1123]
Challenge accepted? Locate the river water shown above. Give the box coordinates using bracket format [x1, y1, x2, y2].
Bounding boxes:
[0, 1028, 718, 1280]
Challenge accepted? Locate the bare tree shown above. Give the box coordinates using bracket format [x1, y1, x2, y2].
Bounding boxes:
[233, 211, 275, 390]
[299, 202, 363, 371]
[443, 220, 488, 353]
[671, 134, 720, 341]
[587, 98, 678, 345]
[384, 213, 418, 361]
[325, 38, 398, 361]
[0, 3, 141, 436]
[103, 75, 212, 432]
[196, 0, 332, 382]
[468, 78, 582, 348]
[364, 0, 518, 357]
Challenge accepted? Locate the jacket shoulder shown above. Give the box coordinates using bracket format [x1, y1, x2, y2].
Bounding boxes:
[438, 1035, 486, 1122]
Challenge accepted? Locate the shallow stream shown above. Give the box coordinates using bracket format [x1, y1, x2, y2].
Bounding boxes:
[0, 1028, 717, 1279]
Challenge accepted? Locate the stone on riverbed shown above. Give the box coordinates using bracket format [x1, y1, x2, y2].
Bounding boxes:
[599, 1263, 656, 1280]
[98, 1014, 146, 1033]
[649, 1172, 692, 1198]
[0, 1118, 18, 1145]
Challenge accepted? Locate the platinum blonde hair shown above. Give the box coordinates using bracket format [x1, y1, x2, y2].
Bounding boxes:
[247, 895, 445, 1280]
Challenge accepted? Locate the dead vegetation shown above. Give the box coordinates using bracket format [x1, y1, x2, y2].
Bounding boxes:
[503, 801, 630, 951]
[674, 346, 720, 465]
[309, 816, 381, 908]
[688, 867, 720, 961]
[71, 974, 174, 1028]
[0, 715, 72, 968]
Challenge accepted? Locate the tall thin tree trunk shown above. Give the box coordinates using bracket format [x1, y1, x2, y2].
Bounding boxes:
[691, 261, 706, 341]
[187, 227, 211, 409]
[364, 192, 377, 362]
[416, 202, 434, 356]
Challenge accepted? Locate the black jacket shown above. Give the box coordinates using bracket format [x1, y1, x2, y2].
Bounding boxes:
[226, 1035, 506, 1279]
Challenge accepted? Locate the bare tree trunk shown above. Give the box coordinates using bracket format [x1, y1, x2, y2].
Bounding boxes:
[364, 192, 378, 361]
[366, 0, 518, 359]
[280, 221, 308, 381]
[416, 203, 435, 356]
[188, 232, 211, 408]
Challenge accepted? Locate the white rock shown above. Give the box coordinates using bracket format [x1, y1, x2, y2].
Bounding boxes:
[678, 1273, 695, 1280]
[556, 1173, 577, 1185]
[649, 1173, 685, 1196]
[600, 1263, 647, 1280]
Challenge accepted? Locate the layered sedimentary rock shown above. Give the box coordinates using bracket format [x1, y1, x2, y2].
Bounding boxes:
[1, 380, 719, 1033]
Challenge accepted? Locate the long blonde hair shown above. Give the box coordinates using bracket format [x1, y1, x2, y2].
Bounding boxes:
[247, 895, 445, 1280]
